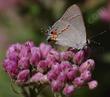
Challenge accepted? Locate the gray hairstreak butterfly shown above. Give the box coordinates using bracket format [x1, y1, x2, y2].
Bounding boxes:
[47, 4, 87, 49]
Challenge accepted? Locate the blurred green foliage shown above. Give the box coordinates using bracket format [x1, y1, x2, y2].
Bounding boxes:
[0, 0, 110, 97]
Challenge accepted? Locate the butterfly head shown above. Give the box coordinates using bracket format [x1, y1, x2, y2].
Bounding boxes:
[47, 20, 66, 43]
[47, 28, 59, 43]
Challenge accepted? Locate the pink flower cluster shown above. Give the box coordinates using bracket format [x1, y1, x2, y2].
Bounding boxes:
[48, 50, 97, 96]
[99, 5, 110, 22]
[3, 41, 98, 96]
[0, 0, 22, 11]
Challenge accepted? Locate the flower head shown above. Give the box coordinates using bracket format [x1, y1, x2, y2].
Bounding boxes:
[3, 41, 98, 96]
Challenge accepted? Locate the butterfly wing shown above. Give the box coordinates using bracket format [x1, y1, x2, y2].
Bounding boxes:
[58, 5, 87, 49]
[61, 4, 86, 38]
[48, 4, 86, 49]
[54, 20, 85, 49]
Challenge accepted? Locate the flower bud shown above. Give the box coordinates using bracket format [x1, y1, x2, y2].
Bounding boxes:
[30, 72, 43, 83]
[7, 45, 15, 52]
[51, 80, 64, 92]
[68, 47, 77, 53]
[83, 46, 91, 57]
[6, 51, 18, 61]
[73, 50, 85, 65]
[63, 85, 75, 96]
[3, 59, 18, 78]
[80, 70, 92, 81]
[47, 71, 58, 81]
[40, 43, 52, 58]
[16, 69, 30, 85]
[45, 58, 55, 68]
[60, 61, 72, 71]
[40, 75, 49, 84]
[57, 72, 67, 82]
[88, 80, 98, 90]
[73, 77, 85, 87]
[37, 60, 49, 73]
[46, 54, 56, 63]
[7, 43, 21, 53]
[15, 43, 22, 51]
[24, 41, 35, 48]
[6, 44, 20, 61]
[60, 51, 73, 60]
[49, 49, 60, 60]
[79, 59, 95, 73]
[51, 63, 61, 74]
[66, 67, 78, 81]
[18, 57, 30, 69]
[30, 47, 41, 65]
[19, 45, 30, 58]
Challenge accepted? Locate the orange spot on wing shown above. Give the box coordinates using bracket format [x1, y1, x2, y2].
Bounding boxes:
[50, 31, 58, 41]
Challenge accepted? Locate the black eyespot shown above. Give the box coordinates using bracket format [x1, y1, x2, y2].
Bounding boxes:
[51, 31, 54, 34]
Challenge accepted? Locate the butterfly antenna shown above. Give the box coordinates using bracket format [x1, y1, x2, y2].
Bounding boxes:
[41, 27, 45, 33]
[89, 30, 106, 40]
[46, 26, 52, 35]
[48, 26, 51, 32]
[90, 40, 101, 46]
[41, 26, 49, 36]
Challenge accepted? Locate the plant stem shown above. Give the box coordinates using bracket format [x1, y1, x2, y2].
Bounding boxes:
[29, 87, 38, 97]
[21, 87, 29, 97]
[54, 93, 64, 97]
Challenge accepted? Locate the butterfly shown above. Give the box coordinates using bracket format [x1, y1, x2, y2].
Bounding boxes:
[47, 4, 87, 49]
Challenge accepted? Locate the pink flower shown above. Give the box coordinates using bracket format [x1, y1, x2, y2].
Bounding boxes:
[47, 70, 58, 81]
[37, 60, 50, 73]
[48, 49, 60, 61]
[60, 51, 74, 60]
[40, 75, 48, 84]
[3, 41, 98, 96]
[63, 85, 75, 96]
[18, 57, 30, 69]
[40, 43, 52, 58]
[73, 77, 85, 87]
[66, 67, 78, 81]
[88, 80, 98, 90]
[51, 80, 64, 92]
[60, 61, 72, 71]
[57, 72, 67, 82]
[79, 59, 95, 73]
[24, 41, 35, 48]
[0, 0, 25, 12]
[51, 63, 61, 74]
[19, 45, 30, 58]
[80, 70, 92, 81]
[6, 43, 22, 61]
[16, 69, 30, 85]
[73, 50, 85, 65]
[30, 72, 43, 83]
[99, 5, 110, 22]
[30, 47, 41, 65]
[3, 59, 18, 78]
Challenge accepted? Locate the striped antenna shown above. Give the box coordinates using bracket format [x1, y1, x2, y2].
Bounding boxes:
[89, 30, 106, 40]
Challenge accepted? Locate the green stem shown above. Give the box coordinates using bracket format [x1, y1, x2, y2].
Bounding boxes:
[54, 93, 64, 97]
[29, 86, 38, 97]
[21, 87, 29, 97]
